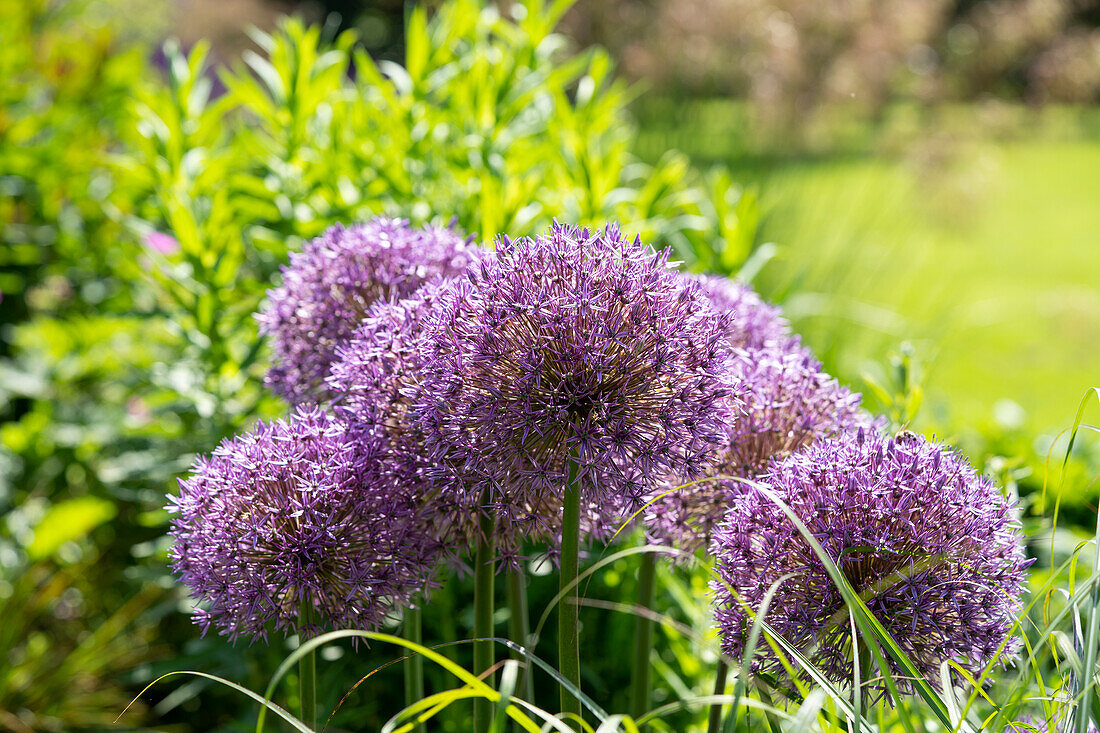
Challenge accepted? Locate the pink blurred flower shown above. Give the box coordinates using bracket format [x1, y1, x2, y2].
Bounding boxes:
[145, 231, 180, 255]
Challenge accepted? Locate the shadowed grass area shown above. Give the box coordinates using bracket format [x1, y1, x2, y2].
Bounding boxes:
[635, 102, 1100, 435]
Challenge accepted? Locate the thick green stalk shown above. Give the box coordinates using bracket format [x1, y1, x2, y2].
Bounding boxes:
[299, 601, 316, 730]
[707, 659, 729, 733]
[473, 487, 497, 731]
[629, 552, 657, 727]
[404, 605, 424, 733]
[507, 567, 535, 704]
[558, 461, 582, 723]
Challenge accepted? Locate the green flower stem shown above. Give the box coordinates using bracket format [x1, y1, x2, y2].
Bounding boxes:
[299, 601, 316, 730]
[558, 461, 582, 724]
[404, 605, 424, 733]
[707, 658, 729, 733]
[473, 486, 497, 731]
[507, 567, 534, 704]
[855, 635, 872, 710]
[629, 552, 657, 728]
[757, 685, 783, 733]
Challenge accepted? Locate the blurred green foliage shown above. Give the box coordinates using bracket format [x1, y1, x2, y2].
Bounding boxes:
[0, 0, 149, 336]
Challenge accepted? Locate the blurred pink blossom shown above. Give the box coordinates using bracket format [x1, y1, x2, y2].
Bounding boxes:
[145, 231, 180, 255]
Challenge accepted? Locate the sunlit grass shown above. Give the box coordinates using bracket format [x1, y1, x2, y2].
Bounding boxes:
[634, 102, 1100, 436]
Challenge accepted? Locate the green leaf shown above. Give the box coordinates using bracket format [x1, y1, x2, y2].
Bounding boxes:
[405, 5, 429, 86]
[26, 496, 117, 561]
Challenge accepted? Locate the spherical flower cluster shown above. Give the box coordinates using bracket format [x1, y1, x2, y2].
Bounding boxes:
[327, 282, 487, 563]
[647, 342, 875, 554]
[257, 218, 476, 404]
[414, 223, 743, 544]
[686, 274, 792, 351]
[328, 277, 627, 568]
[166, 407, 439, 642]
[710, 430, 1030, 690]
[329, 281, 450, 439]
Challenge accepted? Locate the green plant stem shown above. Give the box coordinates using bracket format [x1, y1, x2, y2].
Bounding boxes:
[757, 686, 783, 733]
[855, 635, 872, 712]
[1073, 488, 1100, 733]
[559, 461, 582, 725]
[404, 605, 424, 733]
[473, 486, 497, 731]
[507, 567, 534, 704]
[707, 659, 729, 733]
[299, 601, 316, 730]
[629, 552, 657, 728]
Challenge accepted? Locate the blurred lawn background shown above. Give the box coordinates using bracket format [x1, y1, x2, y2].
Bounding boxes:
[634, 100, 1100, 437]
[2, 0, 1099, 730]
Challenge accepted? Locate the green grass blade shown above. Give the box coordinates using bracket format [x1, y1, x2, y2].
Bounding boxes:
[121, 670, 310, 732]
[381, 687, 484, 733]
[595, 714, 642, 733]
[506, 697, 582, 733]
[482, 636, 609, 721]
[1068, 388, 1100, 733]
[789, 688, 827, 731]
[491, 661, 520, 733]
[729, 573, 795, 727]
[251, 629, 543, 733]
[637, 693, 791, 726]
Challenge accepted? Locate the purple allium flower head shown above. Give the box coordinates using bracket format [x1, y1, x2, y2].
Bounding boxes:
[686, 274, 792, 351]
[257, 217, 476, 404]
[647, 342, 878, 554]
[710, 430, 1030, 691]
[414, 222, 743, 546]
[329, 281, 449, 437]
[166, 407, 439, 642]
[327, 282, 489, 563]
[329, 276, 594, 569]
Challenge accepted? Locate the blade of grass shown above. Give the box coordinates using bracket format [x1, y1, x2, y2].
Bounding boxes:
[382, 687, 485, 733]
[121, 670, 311, 732]
[254, 630, 543, 732]
[479, 637, 609, 721]
[1068, 388, 1100, 733]
[728, 574, 794, 731]
[637, 692, 792, 726]
[491, 661, 520, 733]
[789, 688, 827, 731]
